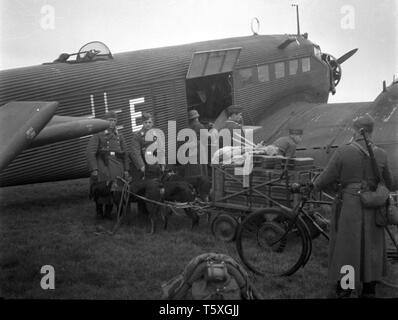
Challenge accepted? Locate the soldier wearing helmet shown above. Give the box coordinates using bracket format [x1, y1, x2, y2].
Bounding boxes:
[313, 113, 392, 298]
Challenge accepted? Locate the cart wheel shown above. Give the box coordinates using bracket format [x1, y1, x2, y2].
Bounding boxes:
[236, 208, 310, 276]
[211, 213, 238, 242]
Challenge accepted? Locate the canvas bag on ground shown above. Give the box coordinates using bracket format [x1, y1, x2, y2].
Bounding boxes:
[161, 252, 262, 300]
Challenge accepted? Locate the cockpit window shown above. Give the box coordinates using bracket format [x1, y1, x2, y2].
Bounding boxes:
[313, 44, 322, 60]
[51, 41, 113, 64]
[77, 41, 112, 62]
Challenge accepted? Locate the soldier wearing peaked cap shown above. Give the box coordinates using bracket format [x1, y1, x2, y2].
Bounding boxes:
[86, 111, 129, 219]
[272, 128, 303, 158]
[313, 113, 393, 298]
[129, 112, 165, 180]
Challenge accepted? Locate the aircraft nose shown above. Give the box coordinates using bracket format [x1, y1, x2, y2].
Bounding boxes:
[322, 48, 358, 94]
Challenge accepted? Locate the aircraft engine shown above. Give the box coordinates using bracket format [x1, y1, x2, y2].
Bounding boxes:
[322, 48, 358, 95]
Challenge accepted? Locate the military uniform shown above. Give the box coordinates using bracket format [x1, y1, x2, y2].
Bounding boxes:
[220, 105, 244, 148]
[86, 126, 128, 218]
[183, 110, 209, 177]
[222, 120, 242, 135]
[273, 129, 303, 158]
[129, 127, 165, 180]
[273, 136, 298, 158]
[314, 114, 393, 297]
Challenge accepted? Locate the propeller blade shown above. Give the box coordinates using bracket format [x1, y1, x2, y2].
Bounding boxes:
[336, 48, 358, 64]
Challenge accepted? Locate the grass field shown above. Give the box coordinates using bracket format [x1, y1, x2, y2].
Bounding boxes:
[1, 178, 397, 299]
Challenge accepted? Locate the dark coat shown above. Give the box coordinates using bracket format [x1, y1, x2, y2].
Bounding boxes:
[314, 138, 392, 286]
[182, 120, 208, 177]
[129, 128, 165, 180]
[273, 136, 297, 158]
[86, 129, 128, 204]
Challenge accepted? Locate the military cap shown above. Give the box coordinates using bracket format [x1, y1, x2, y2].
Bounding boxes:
[289, 128, 303, 135]
[226, 104, 243, 116]
[104, 111, 117, 120]
[188, 109, 200, 120]
[142, 112, 153, 121]
[353, 113, 374, 133]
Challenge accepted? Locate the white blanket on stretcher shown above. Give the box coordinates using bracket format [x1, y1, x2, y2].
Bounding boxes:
[211, 145, 280, 165]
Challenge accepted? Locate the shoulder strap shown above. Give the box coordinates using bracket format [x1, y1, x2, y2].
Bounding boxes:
[351, 141, 385, 185]
[351, 141, 369, 157]
[350, 142, 370, 183]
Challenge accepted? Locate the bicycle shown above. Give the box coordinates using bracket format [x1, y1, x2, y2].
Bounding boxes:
[236, 181, 331, 277]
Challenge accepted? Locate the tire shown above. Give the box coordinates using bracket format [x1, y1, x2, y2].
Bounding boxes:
[211, 213, 238, 242]
[236, 207, 310, 276]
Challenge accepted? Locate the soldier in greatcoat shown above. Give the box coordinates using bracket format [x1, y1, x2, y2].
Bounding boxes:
[86, 111, 129, 219]
[129, 112, 165, 180]
[313, 113, 393, 298]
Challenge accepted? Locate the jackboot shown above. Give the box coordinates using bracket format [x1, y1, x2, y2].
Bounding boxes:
[96, 203, 104, 219]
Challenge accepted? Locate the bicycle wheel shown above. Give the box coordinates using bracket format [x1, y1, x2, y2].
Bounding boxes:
[236, 207, 310, 276]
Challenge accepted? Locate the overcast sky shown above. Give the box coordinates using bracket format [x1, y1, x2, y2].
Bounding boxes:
[1, 0, 397, 103]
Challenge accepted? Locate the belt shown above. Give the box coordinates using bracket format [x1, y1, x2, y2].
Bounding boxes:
[343, 182, 362, 189]
[99, 150, 123, 156]
[342, 182, 362, 196]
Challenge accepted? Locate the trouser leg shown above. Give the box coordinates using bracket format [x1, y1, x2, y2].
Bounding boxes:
[96, 202, 104, 218]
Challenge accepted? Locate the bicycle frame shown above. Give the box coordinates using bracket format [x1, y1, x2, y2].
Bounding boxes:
[269, 196, 330, 247]
[299, 200, 330, 241]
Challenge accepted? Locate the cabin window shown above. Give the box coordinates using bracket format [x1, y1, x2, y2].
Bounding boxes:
[289, 60, 298, 75]
[257, 65, 269, 82]
[302, 57, 311, 72]
[274, 62, 285, 79]
[237, 67, 254, 87]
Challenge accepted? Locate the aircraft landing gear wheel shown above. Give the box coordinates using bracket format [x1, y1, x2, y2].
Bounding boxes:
[236, 208, 310, 276]
[211, 213, 238, 242]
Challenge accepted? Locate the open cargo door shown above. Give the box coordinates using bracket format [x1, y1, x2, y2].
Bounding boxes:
[187, 47, 241, 79]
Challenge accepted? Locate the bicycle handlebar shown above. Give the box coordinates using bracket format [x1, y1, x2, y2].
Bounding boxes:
[289, 182, 314, 195]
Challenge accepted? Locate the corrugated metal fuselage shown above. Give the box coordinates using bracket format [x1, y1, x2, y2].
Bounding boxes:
[0, 35, 330, 187]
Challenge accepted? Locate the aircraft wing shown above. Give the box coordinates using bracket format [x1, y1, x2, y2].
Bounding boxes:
[254, 101, 375, 149]
[254, 100, 398, 189]
[0, 101, 109, 171]
[0, 101, 58, 171]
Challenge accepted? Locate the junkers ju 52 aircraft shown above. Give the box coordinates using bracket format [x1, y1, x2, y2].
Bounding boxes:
[0, 25, 397, 189]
